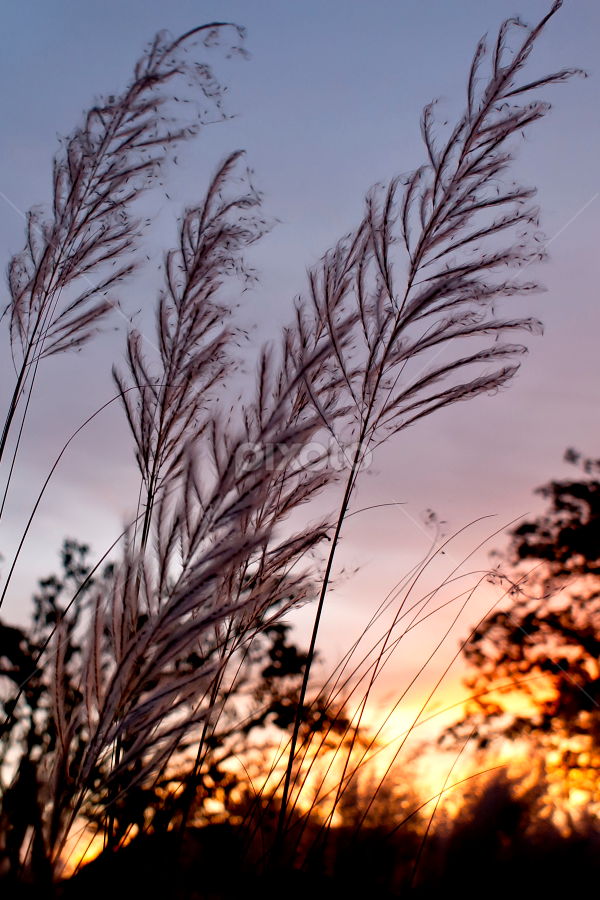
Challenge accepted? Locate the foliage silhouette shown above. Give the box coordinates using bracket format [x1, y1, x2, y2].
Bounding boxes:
[439, 448, 600, 849]
[450, 450, 600, 750]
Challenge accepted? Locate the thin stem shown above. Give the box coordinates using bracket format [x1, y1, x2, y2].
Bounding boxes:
[273, 433, 365, 862]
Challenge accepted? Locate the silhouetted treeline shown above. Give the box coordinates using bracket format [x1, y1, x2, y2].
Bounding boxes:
[49, 769, 600, 900]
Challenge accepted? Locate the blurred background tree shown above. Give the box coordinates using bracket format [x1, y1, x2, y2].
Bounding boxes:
[449, 449, 600, 821]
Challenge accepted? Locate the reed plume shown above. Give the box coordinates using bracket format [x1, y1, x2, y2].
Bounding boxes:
[275, 0, 582, 856]
[0, 23, 245, 493]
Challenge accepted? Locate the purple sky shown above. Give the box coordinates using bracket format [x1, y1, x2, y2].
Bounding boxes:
[0, 0, 599, 729]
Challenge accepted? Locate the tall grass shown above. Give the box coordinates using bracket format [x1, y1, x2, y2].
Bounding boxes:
[0, 2, 583, 893]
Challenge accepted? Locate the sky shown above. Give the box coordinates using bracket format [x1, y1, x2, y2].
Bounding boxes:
[0, 0, 599, 739]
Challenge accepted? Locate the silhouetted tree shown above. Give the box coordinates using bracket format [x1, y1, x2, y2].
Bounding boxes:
[449, 450, 600, 812]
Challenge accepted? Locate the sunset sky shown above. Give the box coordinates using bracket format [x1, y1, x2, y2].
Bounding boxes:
[0, 0, 598, 737]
